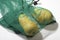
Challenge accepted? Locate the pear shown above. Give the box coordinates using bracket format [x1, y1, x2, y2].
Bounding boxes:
[18, 13, 39, 36]
[32, 8, 53, 25]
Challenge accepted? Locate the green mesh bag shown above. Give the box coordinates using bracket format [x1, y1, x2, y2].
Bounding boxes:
[0, 0, 56, 37]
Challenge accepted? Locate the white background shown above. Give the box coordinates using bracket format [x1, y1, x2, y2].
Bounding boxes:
[0, 0, 60, 40]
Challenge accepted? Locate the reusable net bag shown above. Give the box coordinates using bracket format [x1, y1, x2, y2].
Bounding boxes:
[0, 0, 57, 37]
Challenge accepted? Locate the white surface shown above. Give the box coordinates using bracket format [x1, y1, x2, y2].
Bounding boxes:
[0, 0, 60, 40]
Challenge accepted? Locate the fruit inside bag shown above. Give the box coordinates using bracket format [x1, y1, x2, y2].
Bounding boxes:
[0, 0, 58, 38]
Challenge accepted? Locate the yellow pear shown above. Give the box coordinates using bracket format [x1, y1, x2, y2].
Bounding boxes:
[32, 8, 53, 24]
[18, 13, 39, 36]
